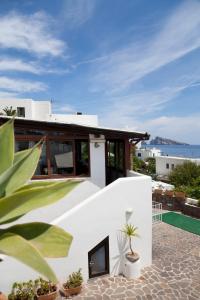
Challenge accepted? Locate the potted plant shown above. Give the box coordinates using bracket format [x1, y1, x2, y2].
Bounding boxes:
[35, 278, 57, 300]
[8, 281, 36, 300]
[122, 223, 139, 262]
[62, 269, 83, 297]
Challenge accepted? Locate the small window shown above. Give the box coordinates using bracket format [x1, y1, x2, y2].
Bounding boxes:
[17, 107, 25, 117]
[166, 163, 169, 169]
[171, 164, 175, 170]
[138, 153, 141, 157]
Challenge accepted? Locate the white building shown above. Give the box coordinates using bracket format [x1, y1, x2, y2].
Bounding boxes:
[0, 101, 152, 294]
[135, 147, 162, 160]
[0, 98, 98, 126]
[156, 155, 200, 176]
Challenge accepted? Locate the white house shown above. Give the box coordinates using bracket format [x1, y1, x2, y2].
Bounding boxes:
[135, 147, 162, 160]
[0, 101, 152, 294]
[156, 155, 200, 176]
[0, 114, 149, 188]
[0, 98, 98, 126]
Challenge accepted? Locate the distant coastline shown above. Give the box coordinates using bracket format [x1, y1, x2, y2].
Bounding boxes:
[149, 136, 189, 146]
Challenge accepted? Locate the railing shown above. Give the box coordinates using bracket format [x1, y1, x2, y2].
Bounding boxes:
[152, 201, 162, 224]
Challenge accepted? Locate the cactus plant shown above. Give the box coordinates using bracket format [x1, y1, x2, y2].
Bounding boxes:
[63, 269, 83, 296]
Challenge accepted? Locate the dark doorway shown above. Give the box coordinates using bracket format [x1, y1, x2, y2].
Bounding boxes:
[106, 140, 125, 185]
[88, 237, 109, 278]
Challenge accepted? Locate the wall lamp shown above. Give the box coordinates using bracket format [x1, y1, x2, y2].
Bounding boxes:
[94, 142, 100, 148]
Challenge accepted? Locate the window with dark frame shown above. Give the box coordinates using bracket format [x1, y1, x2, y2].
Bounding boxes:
[15, 135, 90, 178]
[17, 107, 25, 117]
[166, 163, 169, 169]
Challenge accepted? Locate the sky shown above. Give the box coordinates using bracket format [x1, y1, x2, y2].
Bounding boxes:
[0, 0, 200, 144]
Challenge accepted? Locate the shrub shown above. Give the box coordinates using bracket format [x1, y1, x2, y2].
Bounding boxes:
[169, 161, 200, 187]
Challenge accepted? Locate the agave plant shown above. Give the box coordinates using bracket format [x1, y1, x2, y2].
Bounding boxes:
[0, 119, 80, 282]
[2, 106, 16, 116]
[122, 224, 139, 255]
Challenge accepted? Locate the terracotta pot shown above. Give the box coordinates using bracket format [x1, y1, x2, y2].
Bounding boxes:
[125, 252, 140, 263]
[37, 290, 57, 300]
[0, 292, 7, 300]
[62, 285, 82, 297]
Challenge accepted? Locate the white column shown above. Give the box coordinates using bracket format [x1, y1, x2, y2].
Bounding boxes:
[89, 134, 106, 188]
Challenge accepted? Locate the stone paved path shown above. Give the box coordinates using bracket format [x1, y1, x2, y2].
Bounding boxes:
[67, 223, 200, 299]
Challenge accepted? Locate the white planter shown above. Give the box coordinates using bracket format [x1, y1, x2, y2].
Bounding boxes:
[123, 258, 141, 279]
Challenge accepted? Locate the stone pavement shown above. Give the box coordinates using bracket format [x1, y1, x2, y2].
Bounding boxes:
[68, 223, 200, 300]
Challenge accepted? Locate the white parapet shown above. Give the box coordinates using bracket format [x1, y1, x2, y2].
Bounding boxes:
[1, 175, 152, 293]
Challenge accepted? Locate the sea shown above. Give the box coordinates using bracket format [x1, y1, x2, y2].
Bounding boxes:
[145, 144, 200, 159]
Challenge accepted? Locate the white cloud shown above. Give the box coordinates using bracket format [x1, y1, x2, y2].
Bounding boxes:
[53, 103, 76, 113]
[0, 76, 47, 92]
[0, 58, 41, 74]
[0, 57, 70, 75]
[0, 91, 18, 98]
[140, 115, 200, 144]
[91, 0, 200, 94]
[61, 0, 95, 28]
[99, 76, 199, 127]
[0, 11, 65, 56]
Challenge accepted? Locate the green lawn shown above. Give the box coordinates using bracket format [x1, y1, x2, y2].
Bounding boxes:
[162, 212, 200, 236]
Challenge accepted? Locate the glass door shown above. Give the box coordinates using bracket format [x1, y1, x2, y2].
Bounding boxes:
[106, 140, 125, 185]
[88, 237, 109, 278]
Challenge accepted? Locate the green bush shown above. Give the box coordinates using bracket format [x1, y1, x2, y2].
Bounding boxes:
[169, 161, 200, 187]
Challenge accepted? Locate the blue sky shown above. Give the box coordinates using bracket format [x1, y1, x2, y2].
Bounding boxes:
[0, 0, 200, 143]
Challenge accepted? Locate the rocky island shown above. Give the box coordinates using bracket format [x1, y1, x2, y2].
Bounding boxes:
[150, 136, 189, 145]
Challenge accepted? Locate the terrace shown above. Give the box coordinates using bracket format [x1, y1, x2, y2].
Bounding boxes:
[72, 222, 200, 299]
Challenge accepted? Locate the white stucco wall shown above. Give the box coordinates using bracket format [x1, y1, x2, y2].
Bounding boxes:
[0, 99, 50, 120]
[0, 99, 98, 126]
[0, 99, 33, 118]
[32, 101, 51, 121]
[1, 176, 152, 293]
[89, 134, 106, 188]
[156, 156, 200, 176]
[50, 114, 98, 126]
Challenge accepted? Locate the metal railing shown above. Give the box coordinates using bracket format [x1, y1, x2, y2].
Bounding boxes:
[152, 201, 162, 224]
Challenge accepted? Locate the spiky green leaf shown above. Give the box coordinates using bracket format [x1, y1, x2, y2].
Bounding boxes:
[1, 222, 73, 257]
[0, 180, 79, 224]
[13, 148, 33, 165]
[17, 181, 59, 192]
[0, 232, 57, 282]
[0, 118, 14, 175]
[0, 141, 42, 197]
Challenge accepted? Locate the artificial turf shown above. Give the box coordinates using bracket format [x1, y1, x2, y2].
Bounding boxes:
[162, 212, 200, 236]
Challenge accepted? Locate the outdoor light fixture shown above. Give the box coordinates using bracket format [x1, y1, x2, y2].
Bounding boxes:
[126, 208, 133, 214]
[94, 142, 100, 148]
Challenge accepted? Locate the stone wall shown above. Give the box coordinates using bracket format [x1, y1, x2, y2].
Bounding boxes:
[152, 192, 200, 218]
